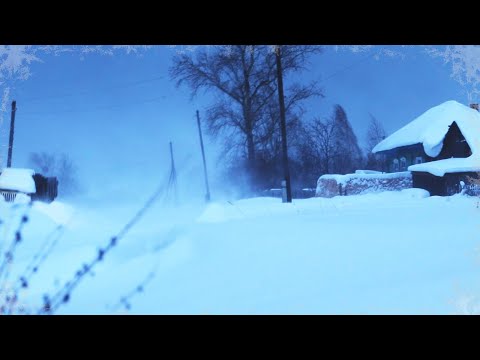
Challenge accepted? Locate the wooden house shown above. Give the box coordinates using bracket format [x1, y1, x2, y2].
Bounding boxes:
[372, 101, 480, 196]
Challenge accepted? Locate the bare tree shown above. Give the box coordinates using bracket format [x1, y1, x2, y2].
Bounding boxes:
[28, 152, 79, 196]
[55, 153, 79, 195]
[291, 115, 337, 189]
[331, 105, 363, 174]
[366, 114, 386, 153]
[295, 104, 363, 188]
[365, 114, 387, 171]
[170, 45, 322, 193]
[29, 152, 56, 175]
[306, 116, 338, 174]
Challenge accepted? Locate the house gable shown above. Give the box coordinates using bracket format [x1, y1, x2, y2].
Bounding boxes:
[437, 121, 472, 159]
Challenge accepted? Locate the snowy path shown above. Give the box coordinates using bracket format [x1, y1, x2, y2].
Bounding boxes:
[1, 190, 480, 314]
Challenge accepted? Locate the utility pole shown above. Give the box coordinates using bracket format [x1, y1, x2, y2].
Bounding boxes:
[168, 141, 178, 204]
[7, 100, 17, 168]
[196, 110, 211, 202]
[275, 46, 292, 203]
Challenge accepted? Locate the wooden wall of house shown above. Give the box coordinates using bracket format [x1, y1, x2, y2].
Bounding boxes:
[413, 171, 479, 196]
[381, 143, 430, 173]
[437, 122, 472, 159]
[412, 172, 446, 196]
[31, 174, 58, 203]
[379, 121, 472, 173]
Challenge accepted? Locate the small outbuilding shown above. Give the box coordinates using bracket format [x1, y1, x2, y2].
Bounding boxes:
[0, 167, 58, 203]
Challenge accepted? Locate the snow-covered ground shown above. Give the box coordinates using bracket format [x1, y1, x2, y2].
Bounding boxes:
[1, 189, 480, 314]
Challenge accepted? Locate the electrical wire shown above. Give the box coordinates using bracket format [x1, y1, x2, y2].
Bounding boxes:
[17, 74, 166, 103]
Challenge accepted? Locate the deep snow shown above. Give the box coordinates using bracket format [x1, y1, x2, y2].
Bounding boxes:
[1, 189, 480, 314]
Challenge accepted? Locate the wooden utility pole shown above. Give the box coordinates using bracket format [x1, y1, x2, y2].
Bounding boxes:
[196, 110, 211, 202]
[275, 46, 292, 203]
[168, 141, 178, 204]
[7, 100, 17, 168]
[169, 141, 176, 175]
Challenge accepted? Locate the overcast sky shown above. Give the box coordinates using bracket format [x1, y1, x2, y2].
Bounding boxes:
[0, 45, 472, 200]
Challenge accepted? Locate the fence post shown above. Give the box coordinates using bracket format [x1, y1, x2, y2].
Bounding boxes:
[281, 180, 287, 202]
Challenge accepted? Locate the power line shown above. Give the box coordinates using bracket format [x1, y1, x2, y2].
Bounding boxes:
[19, 95, 168, 117]
[166, 141, 178, 205]
[12, 50, 376, 106]
[16, 74, 166, 103]
[321, 50, 380, 84]
[10, 52, 378, 119]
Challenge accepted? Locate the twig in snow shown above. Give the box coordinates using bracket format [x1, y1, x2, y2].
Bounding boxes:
[39, 155, 193, 315]
[110, 270, 157, 313]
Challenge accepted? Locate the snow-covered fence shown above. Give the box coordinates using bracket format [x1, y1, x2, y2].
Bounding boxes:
[0, 203, 32, 314]
[262, 188, 316, 199]
[0, 191, 17, 202]
[461, 182, 480, 196]
[316, 171, 413, 198]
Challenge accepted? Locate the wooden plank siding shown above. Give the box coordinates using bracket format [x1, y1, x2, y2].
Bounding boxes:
[377, 121, 472, 174]
[412, 171, 479, 196]
[31, 174, 58, 203]
[378, 143, 429, 173]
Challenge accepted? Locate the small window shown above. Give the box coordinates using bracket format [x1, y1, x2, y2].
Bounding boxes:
[400, 157, 407, 171]
[415, 156, 423, 164]
[393, 158, 399, 172]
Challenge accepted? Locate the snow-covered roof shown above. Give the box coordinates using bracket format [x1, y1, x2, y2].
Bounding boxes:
[0, 168, 36, 193]
[408, 158, 480, 177]
[373, 100, 480, 157]
[355, 170, 383, 175]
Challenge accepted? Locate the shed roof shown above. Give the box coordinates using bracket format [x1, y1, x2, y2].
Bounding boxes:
[0, 168, 36, 193]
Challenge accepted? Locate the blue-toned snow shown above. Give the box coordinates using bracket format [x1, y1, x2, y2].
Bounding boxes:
[1, 189, 480, 314]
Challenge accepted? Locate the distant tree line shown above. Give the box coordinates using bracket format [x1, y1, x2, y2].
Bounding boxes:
[364, 114, 387, 171]
[170, 45, 387, 197]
